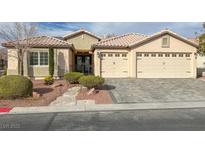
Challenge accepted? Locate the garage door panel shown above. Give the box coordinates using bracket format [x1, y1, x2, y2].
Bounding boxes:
[101, 52, 128, 78]
[137, 52, 192, 78]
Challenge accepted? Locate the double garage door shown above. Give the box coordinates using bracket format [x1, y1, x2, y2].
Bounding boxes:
[100, 52, 129, 78]
[100, 52, 193, 78]
[136, 52, 192, 78]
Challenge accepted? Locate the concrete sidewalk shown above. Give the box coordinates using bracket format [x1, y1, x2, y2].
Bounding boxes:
[1, 101, 205, 115]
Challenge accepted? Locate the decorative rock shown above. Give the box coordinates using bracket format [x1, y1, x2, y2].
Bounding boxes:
[87, 88, 95, 95]
[49, 86, 81, 106]
[32, 92, 40, 98]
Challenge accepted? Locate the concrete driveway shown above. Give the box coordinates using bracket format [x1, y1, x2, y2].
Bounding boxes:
[105, 78, 205, 103]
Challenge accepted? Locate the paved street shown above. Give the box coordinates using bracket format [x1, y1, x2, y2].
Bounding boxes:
[106, 79, 205, 103]
[1, 108, 205, 130]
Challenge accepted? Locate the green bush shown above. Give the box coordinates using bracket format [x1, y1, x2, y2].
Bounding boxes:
[44, 75, 54, 85]
[0, 75, 33, 99]
[64, 72, 84, 84]
[78, 75, 104, 89]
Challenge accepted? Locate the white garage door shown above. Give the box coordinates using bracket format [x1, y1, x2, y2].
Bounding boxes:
[100, 52, 128, 78]
[136, 52, 192, 78]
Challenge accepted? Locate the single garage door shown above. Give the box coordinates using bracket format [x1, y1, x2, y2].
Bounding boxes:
[136, 52, 192, 78]
[100, 52, 128, 78]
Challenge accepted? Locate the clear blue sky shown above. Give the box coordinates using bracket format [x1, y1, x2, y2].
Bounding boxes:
[38, 22, 203, 38]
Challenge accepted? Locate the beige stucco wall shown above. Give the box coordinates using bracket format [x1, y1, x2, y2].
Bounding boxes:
[94, 35, 197, 78]
[65, 33, 99, 51]
[56, 48, 71, 76]
[7, 49, 19, 75]
[131, 35, 197, 78]
[7, 48, 72, 78]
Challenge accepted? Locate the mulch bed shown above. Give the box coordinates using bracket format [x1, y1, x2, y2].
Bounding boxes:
[0, 80, 74, 108]
[76, 88, 113, 104]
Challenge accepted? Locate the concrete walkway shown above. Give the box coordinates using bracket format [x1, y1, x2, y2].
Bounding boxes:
[49, 86, 95, 106]
[50, 86, 81, 106]
[4, 101, 205, 115]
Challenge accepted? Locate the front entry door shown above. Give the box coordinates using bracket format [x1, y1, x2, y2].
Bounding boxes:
[76, 55, 92, 74]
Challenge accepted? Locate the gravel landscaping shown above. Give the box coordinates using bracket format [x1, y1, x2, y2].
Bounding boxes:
[76, 87, 113, 104]
[0, 80, 74, 107]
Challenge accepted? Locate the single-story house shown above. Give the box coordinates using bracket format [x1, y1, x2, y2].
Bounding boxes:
[2, 29, 199, 79]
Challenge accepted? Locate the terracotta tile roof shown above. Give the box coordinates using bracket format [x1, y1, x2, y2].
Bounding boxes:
[93, 29, 199, 49]
[2, 36, 73, 48]
[64, 29, 101, 40]
[93, 33, 148, 48]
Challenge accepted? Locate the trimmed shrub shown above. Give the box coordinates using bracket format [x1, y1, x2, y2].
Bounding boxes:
[64, 72, 84, 84]
[0, 75, 33, 99]
[44, 75, 54, 85]
[78, 75, 104, 89]
[49, 48, 54, 76]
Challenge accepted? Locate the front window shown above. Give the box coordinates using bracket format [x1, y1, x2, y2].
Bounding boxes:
[115, 53, 120, 57]
[165, 53, 170, 57]
[151, 53, 156, 57]
[108, 53, 113, 57]
[30, 51, 48, 66]
[30, 52, 38, 66]
[144, 53, 149, 57]
[40, 52, 48, 65]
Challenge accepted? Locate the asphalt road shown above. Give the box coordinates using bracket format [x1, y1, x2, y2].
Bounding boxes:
[1, 108, 205, 131]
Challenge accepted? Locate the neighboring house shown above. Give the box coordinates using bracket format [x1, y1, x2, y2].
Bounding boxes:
[2, 29, 199, 79]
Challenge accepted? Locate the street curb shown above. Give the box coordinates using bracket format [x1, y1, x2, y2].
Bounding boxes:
[1, 101, 205, 115]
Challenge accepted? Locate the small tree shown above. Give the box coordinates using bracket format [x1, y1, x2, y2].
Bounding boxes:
[198, 34, 205, 55]
[197, 22, 205, 55]
[0, 22, 37, 76]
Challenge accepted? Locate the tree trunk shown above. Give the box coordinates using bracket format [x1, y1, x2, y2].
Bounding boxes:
[19, 60, 24, 76]
[18, 49, 24, 76]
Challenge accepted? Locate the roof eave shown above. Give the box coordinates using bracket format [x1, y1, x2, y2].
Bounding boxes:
[92, 45, 130, 50]
[1, 43, 74, 49]
[130, 31, 199, 49]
